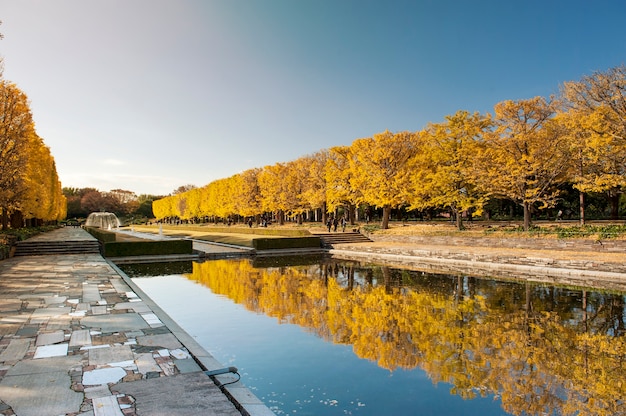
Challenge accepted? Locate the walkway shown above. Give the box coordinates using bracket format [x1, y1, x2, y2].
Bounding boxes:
[0, 227, 273, 416]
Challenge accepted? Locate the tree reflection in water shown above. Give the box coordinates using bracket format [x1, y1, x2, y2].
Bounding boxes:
[183, 257, 625, 416]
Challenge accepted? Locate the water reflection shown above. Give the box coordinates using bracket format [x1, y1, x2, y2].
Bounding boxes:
[178, 257, 625, 416]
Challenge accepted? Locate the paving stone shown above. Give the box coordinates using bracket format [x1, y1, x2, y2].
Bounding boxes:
[83, 284, 102, 303]
[34, 343, 68, 359]
[0, 299, 22, 312]
[36, 330, 66, 346]
[0, 339, 31, 362]
[0, 371, 83, 416]
[5, 355, 82, 376]
[174, 358, 202, 374]
[92, 395, 124, 416]
[42, 295, 67, 305]
[113, 301, 152, 313]
[89, 345, 134, 366]
[135, 352, 161, 374]
[91, 305, 108, 315]
[14, 324, 39, 337]
[0, 323, 21, 336]
[136, 333, 182, 350]
[81, 313, 147, 333]
[84, 385, 113, 399]
[112, 371, 241, 416]
[30, 306, 71, 323]
[69, 329, 92, 347]
[83, 367, 127, 386]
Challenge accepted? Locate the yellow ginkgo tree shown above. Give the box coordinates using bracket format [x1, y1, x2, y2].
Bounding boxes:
[406, 111, 492, 230]
[475, 97, 571, 231]
[561, 66, 626, 220]
[349, 131, 420, 229]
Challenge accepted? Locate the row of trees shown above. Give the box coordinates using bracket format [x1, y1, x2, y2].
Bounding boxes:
[0, 69, 66, 229]
[154, 65, 626, 230]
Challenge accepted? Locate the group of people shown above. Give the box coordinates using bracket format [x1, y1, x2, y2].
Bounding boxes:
[326, 216, 347, 232]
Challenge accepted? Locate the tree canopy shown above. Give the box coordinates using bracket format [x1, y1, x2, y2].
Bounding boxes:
[151, 66, 626, 230]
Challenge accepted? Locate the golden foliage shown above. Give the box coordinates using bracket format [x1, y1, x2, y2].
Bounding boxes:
[186, 259, 626, 416]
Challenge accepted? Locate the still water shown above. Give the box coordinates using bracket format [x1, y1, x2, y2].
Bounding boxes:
[120, 256, 626, 416]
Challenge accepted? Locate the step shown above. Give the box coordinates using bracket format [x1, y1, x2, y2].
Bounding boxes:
[14, 240, 100, 256]
[315, 232, 372, 248]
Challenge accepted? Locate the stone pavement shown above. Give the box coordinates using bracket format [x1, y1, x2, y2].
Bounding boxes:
[0, 228, 274, 416]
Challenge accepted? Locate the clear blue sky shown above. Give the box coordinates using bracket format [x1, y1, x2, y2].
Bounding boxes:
[1, 0, 625, 196]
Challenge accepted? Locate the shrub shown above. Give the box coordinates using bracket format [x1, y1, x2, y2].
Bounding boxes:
[253, 236, 321, 250]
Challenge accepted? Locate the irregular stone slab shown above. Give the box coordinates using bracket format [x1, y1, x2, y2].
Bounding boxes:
[34, 343, 68, 359]
[89, 345, 134, 366]
[30, 306, 71, 324]
[69, 329, 92, 347]
[1, 314, 30, 324]
[136, 333, 182, 350]
[0, 371, 83, 416]
[15, 325, 39, 337]
[42, 295, 67, 305]
[91, 305, 108, 315]
[0, 323, 21, 336]
[113, 301, 152, 313]
[83, 367, 127, 386]
[135, 353, 161, 374]
[36, 330, 65, 346]
[0, 299, 22, 312]
[93, 395, 124, 416]
[84, 384, 113, 399]
[140, 313, 163, 327]
[113, 372, 240, 416]
[0, 339, 31, 362]
[6, 355, 82, 376]
[46, 315, 73, 330]
[81, 313, 147, 333]
[174, 358, 202, 374]
[83, 283, 102, 303]
[109, 278, 131, 294]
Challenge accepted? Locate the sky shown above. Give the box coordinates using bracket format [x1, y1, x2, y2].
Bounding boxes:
[1, 0, 625, 196]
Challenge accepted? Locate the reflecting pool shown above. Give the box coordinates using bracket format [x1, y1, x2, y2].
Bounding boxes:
[120, 256, 626, 416]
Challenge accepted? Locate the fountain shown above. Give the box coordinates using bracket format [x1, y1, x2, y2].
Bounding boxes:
[84, 212, 121, 230]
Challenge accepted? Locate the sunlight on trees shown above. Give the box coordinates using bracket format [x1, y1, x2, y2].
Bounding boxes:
[0, 80, 65, 229]
[150, 66, 626, 229]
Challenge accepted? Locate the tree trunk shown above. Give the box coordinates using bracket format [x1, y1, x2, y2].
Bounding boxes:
[381, 205, 391, 229]
[453, 206, 464, 230]
[579, 191, 585, 226]
[523, 201, 531, 231]
[1, 209, 7, 230]
[609, 193, 619, 220]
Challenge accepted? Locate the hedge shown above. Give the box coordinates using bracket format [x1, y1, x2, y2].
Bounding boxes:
[85, 227, 117, 243]
[103, 240, 193, 257]
[156, 225, 310, 237]
[253, 236, 321, 250]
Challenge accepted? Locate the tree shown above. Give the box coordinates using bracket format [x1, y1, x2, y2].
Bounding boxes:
[300, 150, 329, 223]
[0, 81, 34, 229]
[349, 131, 419, 229]
[475, 97, 571, 230]
[407, 111, 492, 230]
[172, 184, 196, 195]
[561, 66, 626, 220]
[326, 146, 360, 224]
